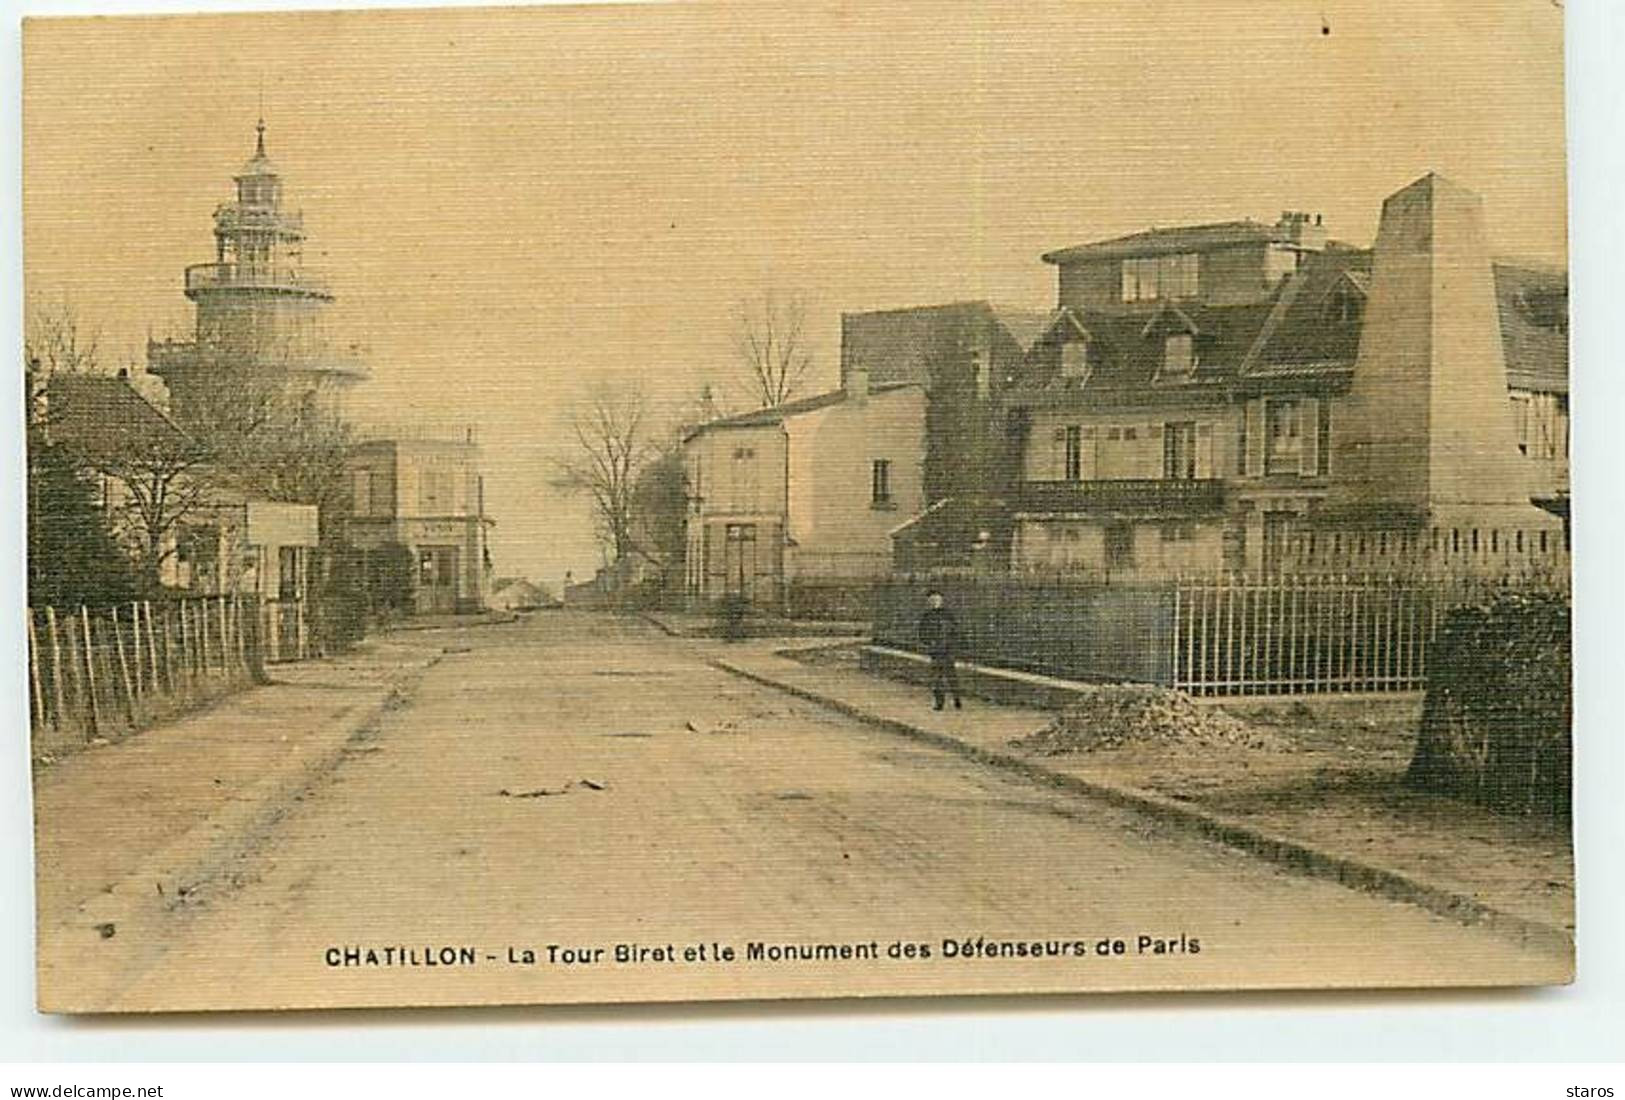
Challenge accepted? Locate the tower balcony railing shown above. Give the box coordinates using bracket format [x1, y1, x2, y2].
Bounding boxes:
[185, 262, 331, 298]
[1017, 477, 1225, 515]
[213, 204, 304, 235]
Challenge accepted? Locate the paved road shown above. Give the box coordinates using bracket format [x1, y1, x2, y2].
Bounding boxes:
[92, 613, 1565, 1011]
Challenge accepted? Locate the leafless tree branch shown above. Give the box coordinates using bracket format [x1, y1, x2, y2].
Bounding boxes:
[552, 383, 662, 565]
[731, 289, 815, 409]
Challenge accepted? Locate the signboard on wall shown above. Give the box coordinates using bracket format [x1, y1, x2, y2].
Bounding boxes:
[246, 501, 320, 548]
[410, 520, 472, 541]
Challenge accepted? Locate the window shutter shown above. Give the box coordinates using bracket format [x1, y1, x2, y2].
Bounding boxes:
[1317, 400, 1332, 476]
[1079, 428, 1097, 480]
[1244, 400, 1265, 477]
[1051, 426, 1066, 480]
[1300, 397, 1320, 476]
[1196, 423, 1214, 478]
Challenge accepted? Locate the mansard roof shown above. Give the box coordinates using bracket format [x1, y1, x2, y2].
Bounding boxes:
[1238, 249, 1373, 380]
[1493, 261, 1569, 394]
[1010, 244, 1568, 407]
[1009, 300, 1277, 404]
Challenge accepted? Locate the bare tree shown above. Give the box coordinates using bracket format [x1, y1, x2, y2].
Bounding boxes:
[26, 303, 353, 589]
[165, 334, 354, 536]
[552, 383, 661, 566]
[25, 298, 102, 379]
[26, 303, 213, 588]
[168, 340, 288, 474]
[88, 429, 213, 588]
[24, 299, 103, 427]
[731, 290, 815, 409]
[258, 396, 354, 516]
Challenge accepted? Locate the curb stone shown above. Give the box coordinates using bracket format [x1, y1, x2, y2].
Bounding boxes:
[639, 612, 686, 637]
[710, 656, 1575, 961]
[639, 611, 869, 641]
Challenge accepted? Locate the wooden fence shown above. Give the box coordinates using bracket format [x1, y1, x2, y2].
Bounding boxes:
[262, 597, 309, 664]
[26, 596, 265, 740]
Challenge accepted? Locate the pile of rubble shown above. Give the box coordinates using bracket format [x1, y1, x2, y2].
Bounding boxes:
[1011, 684, 1293, 755]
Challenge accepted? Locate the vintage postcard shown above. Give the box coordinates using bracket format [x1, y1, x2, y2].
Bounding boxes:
[22, 0, 1573, 1013]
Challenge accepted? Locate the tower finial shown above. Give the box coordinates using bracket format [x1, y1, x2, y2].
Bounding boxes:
[255, 75, 267, 156]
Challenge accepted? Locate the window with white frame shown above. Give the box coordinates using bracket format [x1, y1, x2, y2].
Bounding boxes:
[1121, 253, 1199, 302]
[1163, 421, 1198, 480]
[352, 469, 374, 517]
[1060, 339, 1089, 379]
[1162, 333, 1196, 378]
[1265, 399, 1302, 475]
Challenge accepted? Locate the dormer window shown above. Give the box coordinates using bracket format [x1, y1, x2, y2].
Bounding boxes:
[1060, 339, 1090, 380]
[1321, 272, 1369, 325]
[1325, 287, 1364, 325]
[1517, 286, 1568, 334]
[1162, 333, 1196, 377]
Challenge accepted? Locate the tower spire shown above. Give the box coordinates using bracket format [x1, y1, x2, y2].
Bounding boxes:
[255, 76, 267, 156]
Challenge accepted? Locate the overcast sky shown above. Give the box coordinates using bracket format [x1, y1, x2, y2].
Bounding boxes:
[22, 0, 1567, 585]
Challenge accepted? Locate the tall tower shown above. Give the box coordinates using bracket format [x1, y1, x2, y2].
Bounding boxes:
[150, 119, 367, 423]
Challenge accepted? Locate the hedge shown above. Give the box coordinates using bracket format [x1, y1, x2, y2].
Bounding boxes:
[1406, 590, 1571, 818]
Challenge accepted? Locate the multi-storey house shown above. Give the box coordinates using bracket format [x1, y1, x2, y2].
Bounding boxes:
[681, 300, 1054, 610]
[682, 372, 926, 610]
[841, 301, 1051, 569]
[345, 432, 492, 614]
[996, 172, 1567, 578]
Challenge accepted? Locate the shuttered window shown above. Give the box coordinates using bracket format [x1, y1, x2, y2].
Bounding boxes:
[1299, 398, 1320, 476]
[1244, 400, 1265, 477]
[1163, 421, 1198, 480]
[1265, 399, 1302, 476]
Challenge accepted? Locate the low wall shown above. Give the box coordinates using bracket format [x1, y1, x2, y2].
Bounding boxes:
[785, 578, 879, 621]
[873, 576, 1175, 685]
[858, 645, 1103, 709]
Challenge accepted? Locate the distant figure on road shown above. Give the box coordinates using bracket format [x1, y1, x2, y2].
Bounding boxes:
[917, 589, 963, 712]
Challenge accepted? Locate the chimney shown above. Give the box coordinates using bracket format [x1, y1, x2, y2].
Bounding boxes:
[848, 364, 870, 404]
[1275, 210, 1327, 252]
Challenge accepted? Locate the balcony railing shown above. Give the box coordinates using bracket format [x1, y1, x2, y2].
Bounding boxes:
[213, 204, 305, 235]
[1017, 477, 1224, 515]
[185, 262, 330, 298]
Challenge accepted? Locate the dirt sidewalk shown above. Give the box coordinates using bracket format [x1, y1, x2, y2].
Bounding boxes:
[711, 641, 1573, 951]
[32, 637, 444, 1011]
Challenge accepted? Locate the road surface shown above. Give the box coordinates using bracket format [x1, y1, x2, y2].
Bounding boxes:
[50, 612, 1568, 1011]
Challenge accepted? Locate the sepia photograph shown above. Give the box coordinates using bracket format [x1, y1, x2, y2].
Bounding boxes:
[19, 0, 1576, 1015]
